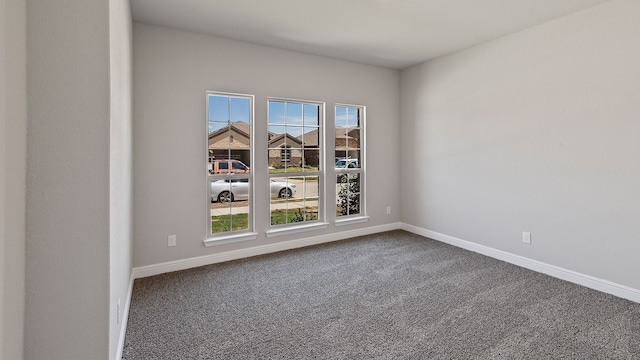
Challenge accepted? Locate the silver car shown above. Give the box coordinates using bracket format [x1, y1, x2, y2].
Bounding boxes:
[211, 179, 296, 202]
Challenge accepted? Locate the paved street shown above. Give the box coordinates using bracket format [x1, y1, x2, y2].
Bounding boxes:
[211, 179, 321, 216]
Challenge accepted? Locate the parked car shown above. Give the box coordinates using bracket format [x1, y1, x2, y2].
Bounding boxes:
[208, 159, 250, 175]
[335, 158, 359, 169]
[211, 179, 296, 202]
[335, 158, 359, 182]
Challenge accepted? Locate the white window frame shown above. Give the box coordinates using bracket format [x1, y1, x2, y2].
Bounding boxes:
[334, 103, 368, 226]
[266, 97, 328, 237]
[204, 91, 257, 246]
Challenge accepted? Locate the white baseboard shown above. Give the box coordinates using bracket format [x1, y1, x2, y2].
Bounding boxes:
[133, 222, 402, 279]
[115, 273, 134, 360]
[401, 223, 640, 304]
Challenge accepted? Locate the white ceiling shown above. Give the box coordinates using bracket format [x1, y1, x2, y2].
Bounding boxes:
[131, 0, 611, 69]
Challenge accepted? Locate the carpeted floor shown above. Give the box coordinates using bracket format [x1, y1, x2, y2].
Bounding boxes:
[122, 230, 640, 359]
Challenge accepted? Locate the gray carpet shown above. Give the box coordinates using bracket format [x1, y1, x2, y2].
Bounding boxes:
[123, 230, 640, 359]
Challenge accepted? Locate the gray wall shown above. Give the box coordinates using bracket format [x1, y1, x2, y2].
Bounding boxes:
[109, 0, 133, 359]
[25, 0, 133, 358]
[1, 0, 26, 358]
[400, 0, 640, 290]
[133, 23, 400, 267]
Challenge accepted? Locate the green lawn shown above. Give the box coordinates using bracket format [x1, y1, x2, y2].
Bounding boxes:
[211, 213, 248, 233]
[211, 207, 319, 233]
[270, 207, 318, 225]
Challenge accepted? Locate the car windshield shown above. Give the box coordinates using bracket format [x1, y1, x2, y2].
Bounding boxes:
[336, 160, 346, 167]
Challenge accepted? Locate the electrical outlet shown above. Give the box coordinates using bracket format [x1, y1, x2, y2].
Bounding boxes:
[168, 235, 177, 247]
[522, 232, 531, 244]
[386, 206, 391, 215]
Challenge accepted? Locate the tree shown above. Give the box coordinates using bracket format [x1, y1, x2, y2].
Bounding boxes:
[337, 174, 360, 216]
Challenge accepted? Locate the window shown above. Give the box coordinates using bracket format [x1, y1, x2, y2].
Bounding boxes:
[280, 145, 291, 162]
[268, 99, 323, 227]
[335, 105, 365, 218]
[207, 92, 254, 238]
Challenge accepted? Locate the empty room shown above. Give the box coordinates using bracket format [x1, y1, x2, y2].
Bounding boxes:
[2, 0, 640, 359]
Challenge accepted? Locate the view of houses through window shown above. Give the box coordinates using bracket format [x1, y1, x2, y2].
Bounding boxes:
[268, 99, 322, 226]
[335, 105, 364, 218]
[207, 92, 253, 236]
[207, 93, 363, 238]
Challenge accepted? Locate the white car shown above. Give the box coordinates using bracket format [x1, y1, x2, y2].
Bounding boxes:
[336, 158, 359, 182]
[211, 179, 296, 202]
[335, 158, 359, 169]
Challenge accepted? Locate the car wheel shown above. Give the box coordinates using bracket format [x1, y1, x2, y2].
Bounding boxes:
[279, 188, 292, 198]
[217, 191, 234, 203]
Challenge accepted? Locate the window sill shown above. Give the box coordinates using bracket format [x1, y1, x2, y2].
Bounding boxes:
[335, 216, 370, 227]
[265, 222, 329, 238]
[204, 232, 259, 247]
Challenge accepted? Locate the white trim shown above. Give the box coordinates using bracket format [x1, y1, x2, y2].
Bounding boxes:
[400, 223, 640, 304]
[265, 222, 329, 238]
[114, 273, 134, 360]
[133, 222, 401, 279]
[204, 232, 258, 247]
[335, 215, 370, 226]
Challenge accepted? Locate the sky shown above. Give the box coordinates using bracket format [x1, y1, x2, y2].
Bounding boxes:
[207, 94, 359, 137]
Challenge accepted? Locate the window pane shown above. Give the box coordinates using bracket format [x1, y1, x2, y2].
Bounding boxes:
[334, 154, 359, 170]
[286, 126, 303, 140]
[209, 128, 231, 150]
[302, 149, 319, 171]
[345, 128, 360, 151]
[268, 125, 286, 138]
[208, 95, 229, 121]
[211, 202, 249, 232]
[271, 199, 318, 225]
[346, 151, 361, 168]
[210, 177, 250, 231]
[269, 176, 318, 225]
[336, 106, 348, 128]
[268, 149, 282, 172]
[208, 121, 227, 134]
[335, 126, 347, 151]
[347, 107, 359, 127]
[270, 177, 296, 199]
[288, 199, 311, 223]
[285, 102, 303, 125]
[301, 127, 319, 148]
[270, 199, 289, 225]
[290, 148, 303, 169]
[303, 104, 319, 126]
[230, 97, 250, 123]
[301, 176, 319, 199]
[269, 101, 285, 125]
[336, 173, 360, 216]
